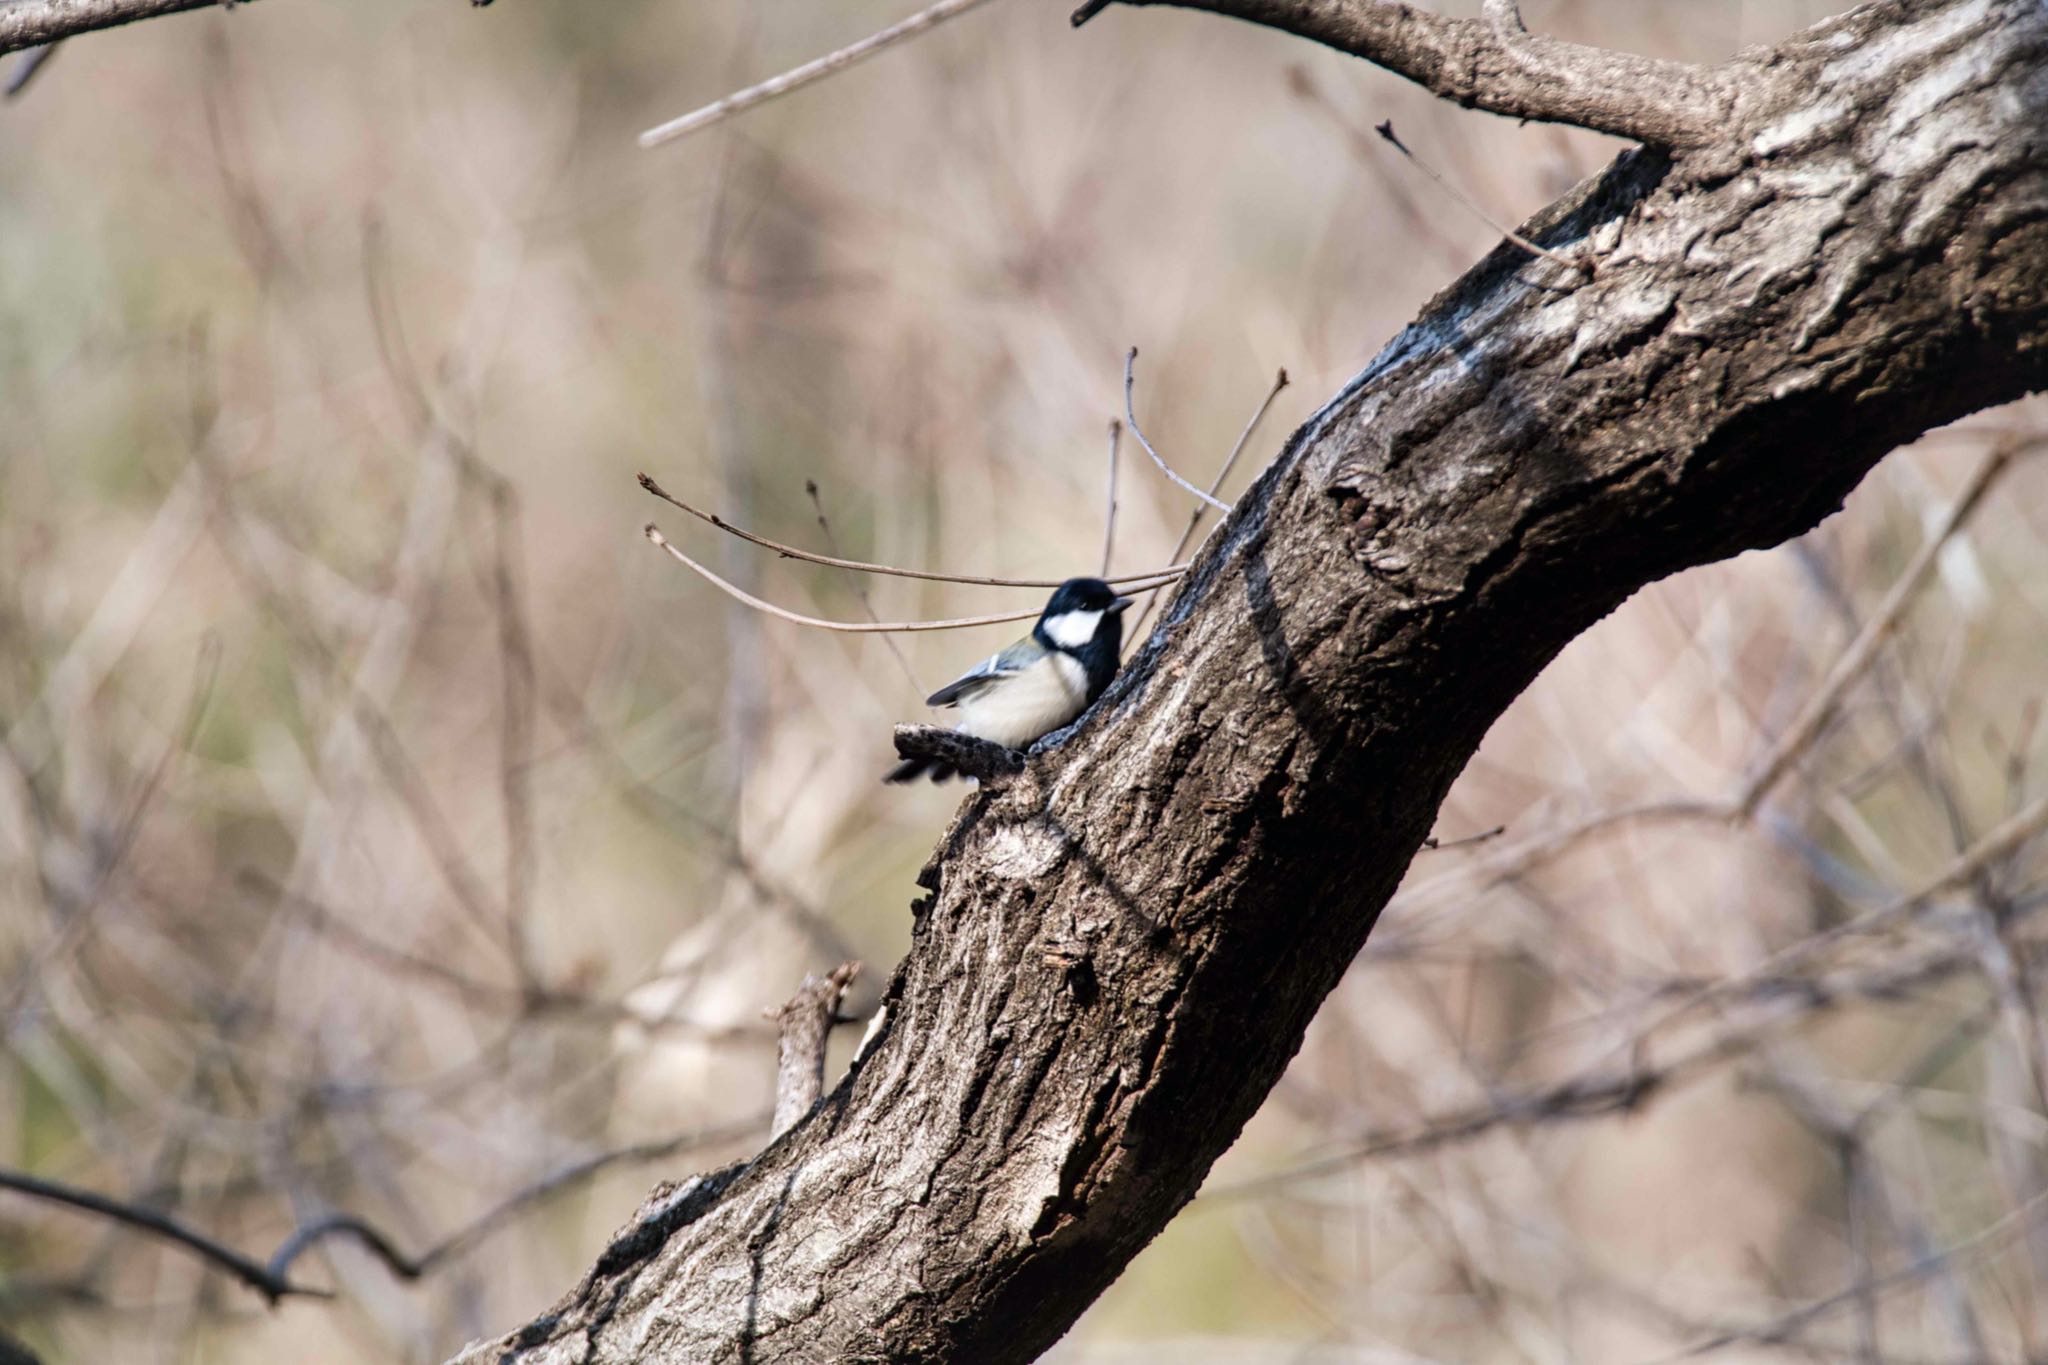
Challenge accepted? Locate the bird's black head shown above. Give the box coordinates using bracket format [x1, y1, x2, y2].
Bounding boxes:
[1035, 576, 1132, 701]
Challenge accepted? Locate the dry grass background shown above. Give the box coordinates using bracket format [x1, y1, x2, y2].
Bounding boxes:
[2, 1, 2045, 1361]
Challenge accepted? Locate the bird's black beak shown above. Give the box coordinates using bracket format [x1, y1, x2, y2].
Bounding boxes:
[1111, 596, 1133, 613]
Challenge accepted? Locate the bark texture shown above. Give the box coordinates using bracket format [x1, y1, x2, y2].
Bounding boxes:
[456, 1, 2048, 1360]
[0, 0, 251, 57]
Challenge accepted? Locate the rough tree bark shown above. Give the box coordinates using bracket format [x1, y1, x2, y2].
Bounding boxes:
[0, 0, 258, 57]
[455, 1, 2048, 1360]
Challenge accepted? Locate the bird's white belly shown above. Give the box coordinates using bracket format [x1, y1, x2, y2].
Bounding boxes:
[955, 653, 1089, 749]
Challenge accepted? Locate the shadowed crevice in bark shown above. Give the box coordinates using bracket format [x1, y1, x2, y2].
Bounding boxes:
[452, 2, 2048, 1361]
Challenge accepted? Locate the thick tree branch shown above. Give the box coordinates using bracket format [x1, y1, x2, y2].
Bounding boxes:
[0, 0, 253, 58]
[453, 1, 2048, 1360]
[1075, 0, 1744, 147]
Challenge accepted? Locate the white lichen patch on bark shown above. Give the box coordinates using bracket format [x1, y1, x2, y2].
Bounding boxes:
[982, 821, 1069, 882]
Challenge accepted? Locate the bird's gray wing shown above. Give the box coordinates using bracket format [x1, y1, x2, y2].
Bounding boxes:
[924, 638, 1042, 707]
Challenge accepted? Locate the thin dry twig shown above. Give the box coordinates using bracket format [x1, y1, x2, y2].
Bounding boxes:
[1374, 120, 1589, 273]
[1122, 348, 1233, 515]
[1206, 1048, 1682, 1201]
[1101, 418, 1122, 578]
[646, 526, 1037, 633]
[1420, 824, 1507, 853]
[1126, 366, 1288, 646]
[1449, 797, 1731, 897]
[805, 479, 925, 696]
[638, 0, 1003, 149]
[1285, 67, 1471, 272]
[645, 525, 1175, 634]
[639, 473, 1185, 589]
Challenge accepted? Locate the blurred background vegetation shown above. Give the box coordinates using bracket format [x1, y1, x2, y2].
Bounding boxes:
[2, 0, 2045, 1360]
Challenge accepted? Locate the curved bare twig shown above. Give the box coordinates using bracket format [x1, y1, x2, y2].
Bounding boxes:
[1124, 366, 1289, 647]
[646, 525, 1178, 633]
[638, 473, 1187, 589]
[1122, 348, 1232, 514]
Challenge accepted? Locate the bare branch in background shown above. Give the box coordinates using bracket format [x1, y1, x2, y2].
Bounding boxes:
[248, 872, 771, 1040]
[639, 0, 1003, 149]
[769, 963, 861, 1139]
[1445, 440, 2042, 899]
[0, 1114, 770, 1311]
[1100, 418, 1122, 577]
[1738, 438, 2040, 814]
[525, 658, 864, 970]
[0, 1168, 327, 1305]
[1689, 1189, 2048, 1356]
[1, 633, 218, 1021]
[481, 476, 540, 988]
[264, 1117, 769, 1285]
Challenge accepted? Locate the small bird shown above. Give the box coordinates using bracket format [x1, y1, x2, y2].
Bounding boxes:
[886, 577, 1132, 783]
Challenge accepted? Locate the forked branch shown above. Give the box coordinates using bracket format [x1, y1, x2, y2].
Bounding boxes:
[1075, 0, 1743, 148]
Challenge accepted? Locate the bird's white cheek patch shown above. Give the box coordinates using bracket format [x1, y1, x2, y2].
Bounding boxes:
[985, 822, 1069, 880]
[1043, 609, 1103, 649]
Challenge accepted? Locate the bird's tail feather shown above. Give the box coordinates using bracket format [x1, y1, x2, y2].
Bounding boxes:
[883, 757, 958, 784]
